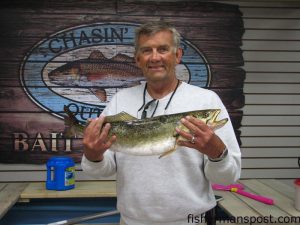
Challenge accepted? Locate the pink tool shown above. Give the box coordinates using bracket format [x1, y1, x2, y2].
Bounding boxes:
[212, 183, 274, 205]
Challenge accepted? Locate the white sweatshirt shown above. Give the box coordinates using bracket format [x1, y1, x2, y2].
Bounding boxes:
[81, 82, 241, 225]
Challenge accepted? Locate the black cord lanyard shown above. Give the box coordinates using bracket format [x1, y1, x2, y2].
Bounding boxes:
[138, 79, 180, 119]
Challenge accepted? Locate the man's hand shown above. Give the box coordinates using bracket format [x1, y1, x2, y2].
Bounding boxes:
[176, 116, 225, 159]
[83, 115, 116, 162]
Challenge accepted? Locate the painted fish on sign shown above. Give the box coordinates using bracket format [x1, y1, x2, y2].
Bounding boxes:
[48, 50, 144, 101]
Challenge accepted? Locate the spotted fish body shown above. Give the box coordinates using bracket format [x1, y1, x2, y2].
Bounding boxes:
[64, 106, 228, 157]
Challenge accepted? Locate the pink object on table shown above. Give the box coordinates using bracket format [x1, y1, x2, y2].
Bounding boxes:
[212, 183, 274, 205]
[212, 183, 244, 191]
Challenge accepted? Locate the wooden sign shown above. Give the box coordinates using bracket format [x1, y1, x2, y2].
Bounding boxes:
[0, 1, 244, 164]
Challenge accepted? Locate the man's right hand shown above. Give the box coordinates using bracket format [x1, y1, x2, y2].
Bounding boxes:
[83, 115, 117, 162]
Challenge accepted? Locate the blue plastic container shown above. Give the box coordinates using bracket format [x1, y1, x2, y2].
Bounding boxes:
[46, 156, 75, 191]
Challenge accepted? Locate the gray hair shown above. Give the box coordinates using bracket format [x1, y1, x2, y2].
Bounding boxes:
[134, 21, 181, 54]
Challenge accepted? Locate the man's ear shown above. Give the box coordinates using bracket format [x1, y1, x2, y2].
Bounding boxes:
[176, 48, 183, 64]
[135, 54, 141, 68]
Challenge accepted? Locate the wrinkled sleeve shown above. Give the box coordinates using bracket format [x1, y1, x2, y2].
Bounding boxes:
[81, 94, 119, 178]
[204, 93, 241, 185]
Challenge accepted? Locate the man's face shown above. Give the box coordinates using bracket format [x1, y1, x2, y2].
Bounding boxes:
[135, 30, 182, 82]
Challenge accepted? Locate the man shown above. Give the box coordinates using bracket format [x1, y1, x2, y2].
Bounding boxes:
[81, 21, 241, 225]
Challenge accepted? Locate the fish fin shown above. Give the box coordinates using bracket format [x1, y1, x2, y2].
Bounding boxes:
[159, 143, 177, 159]
[173, 122, 191, 140]
[158, 144, 177, 159]
[105, 112, 137, 123]
[64, 105, 79, 126]
[176, 136, 189, 142]
[88, 50, 106, 60]
[111, 53, 135, 63]
[173, 132, 180, 138]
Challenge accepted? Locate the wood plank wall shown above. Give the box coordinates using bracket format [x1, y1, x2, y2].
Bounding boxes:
[0, 0, 299, 181]
[236, 1, 300, 178]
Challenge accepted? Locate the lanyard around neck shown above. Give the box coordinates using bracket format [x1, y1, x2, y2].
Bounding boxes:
[138, 79, 180, 118]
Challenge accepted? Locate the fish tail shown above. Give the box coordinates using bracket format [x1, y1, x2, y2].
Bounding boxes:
[90, 88, 107, 102]
[63, 105, 84, 138]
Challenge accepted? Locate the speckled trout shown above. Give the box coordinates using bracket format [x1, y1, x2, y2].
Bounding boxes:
[64, 106, 228, 158]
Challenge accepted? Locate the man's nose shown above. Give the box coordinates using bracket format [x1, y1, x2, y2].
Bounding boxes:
[150, 49, 161, 61]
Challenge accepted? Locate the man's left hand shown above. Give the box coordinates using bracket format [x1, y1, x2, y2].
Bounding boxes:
[176, 116, 225, 159]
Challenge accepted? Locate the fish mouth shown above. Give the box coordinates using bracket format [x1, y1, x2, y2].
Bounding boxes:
[208, 109, 228, 130]
[211, 109, 221, 122]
